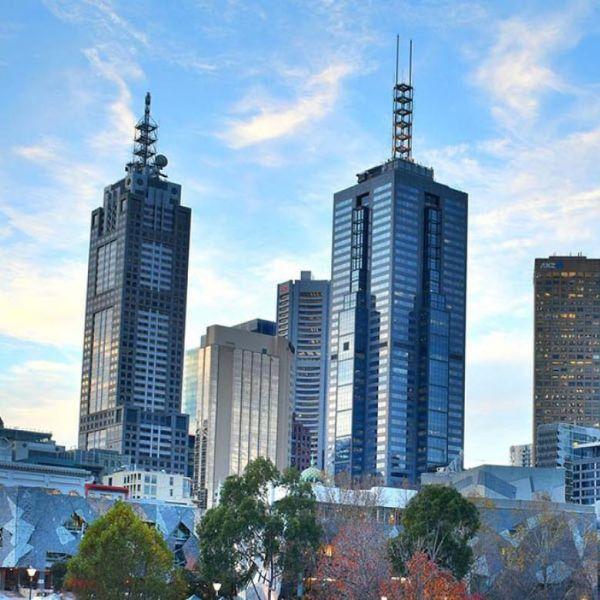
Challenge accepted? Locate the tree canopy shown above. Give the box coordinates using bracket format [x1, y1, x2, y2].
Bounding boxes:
[66, 501, 187, 600]
[389, 484, 480, 579]
[197, 457, 322, 599]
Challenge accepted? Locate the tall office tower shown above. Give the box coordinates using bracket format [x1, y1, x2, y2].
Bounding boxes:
[326, 43, 468, 485]
[533, 256, 600, 458]
[183, 319, 276, 429]
[193, 325, 293, 508]
[277, 271, 330, 467]
[509, 443, 532, 467]
[78, 94, 190, 475]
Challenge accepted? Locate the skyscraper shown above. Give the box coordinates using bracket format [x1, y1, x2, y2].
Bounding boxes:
[326, 45, 468, 485]
[78, 93, 190, 475]
[277, 271, 330, 467]
[533, 256, 600, 459]
[509, 443, 532, 468]
[193, 325, 293, 508]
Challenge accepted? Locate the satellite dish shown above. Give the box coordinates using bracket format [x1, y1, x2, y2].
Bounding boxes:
[155, 154, 168, 169]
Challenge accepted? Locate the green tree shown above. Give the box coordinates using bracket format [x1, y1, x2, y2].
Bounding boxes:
[50, 561, 67, 591]
[197, 457, 322, 599]
[66, 501, 187, 600]
[389, 485, 480, 579]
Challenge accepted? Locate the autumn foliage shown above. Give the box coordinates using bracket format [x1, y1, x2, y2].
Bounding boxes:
[380, 551, 483, 600]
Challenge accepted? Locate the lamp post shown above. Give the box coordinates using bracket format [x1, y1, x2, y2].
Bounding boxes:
[26, 566, 36, 600]
[213, 581, 222, 599]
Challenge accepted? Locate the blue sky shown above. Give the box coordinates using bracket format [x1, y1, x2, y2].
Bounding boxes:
[0, 0, 599, 466]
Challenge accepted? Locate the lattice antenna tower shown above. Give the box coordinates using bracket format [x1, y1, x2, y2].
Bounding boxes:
[133, 92, 158, 167]
[392, 36, 414, 161]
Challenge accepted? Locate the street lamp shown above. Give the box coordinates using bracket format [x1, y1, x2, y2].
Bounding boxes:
[213, 582, 222, 599]
[26, 566, 36, 600]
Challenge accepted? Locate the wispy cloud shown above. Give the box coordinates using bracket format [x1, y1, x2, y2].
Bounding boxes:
[473, 3, 591, 127]
[220, 62, 355, 148]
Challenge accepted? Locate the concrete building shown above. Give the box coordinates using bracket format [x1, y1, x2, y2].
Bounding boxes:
[183, 319, 277, 431]
[291, 416, 312, 472]
[509, 443, 532, 467]
[0, 461, 92, 495]
[78, 93, 190, 474]
[0, 486, 198, 592]
[327, 155, 467, 485]
[104, 469, 193, 505]
[0, 425, 129, 481]
[421, 464, 566, 503]
[536, 422, 600, 500]
[533, 256, 600, 459]
[277, 271, 330, 467]
[193, 324, 294, 508]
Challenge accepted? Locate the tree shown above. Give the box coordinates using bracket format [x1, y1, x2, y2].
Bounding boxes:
[380, 552, 482, 600]
[389, 485, 479, 579]
[50, 561, 67, 592]
[197, 457, 322, 599]
[308, 518, 391, 600]
[66, 501, 187, 600]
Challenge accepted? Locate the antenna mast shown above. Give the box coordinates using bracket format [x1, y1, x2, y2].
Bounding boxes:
[133, 92, 158, 168]
[392, 37, 414, 161]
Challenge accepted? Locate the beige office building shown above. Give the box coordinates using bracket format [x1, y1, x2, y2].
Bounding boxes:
[190, 325, 294, 508]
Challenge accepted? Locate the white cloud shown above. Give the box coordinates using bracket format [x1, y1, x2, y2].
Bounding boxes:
[0, 359, 80, 447]
[0, 250, 86, 347]
[473, 3, 591, 128]
[220, 62, 355, 148]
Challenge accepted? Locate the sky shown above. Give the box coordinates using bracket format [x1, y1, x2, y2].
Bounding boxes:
[0, 0, 599, 467]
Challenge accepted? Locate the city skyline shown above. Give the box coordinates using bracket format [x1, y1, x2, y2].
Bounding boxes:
[1, 0, 599, 468]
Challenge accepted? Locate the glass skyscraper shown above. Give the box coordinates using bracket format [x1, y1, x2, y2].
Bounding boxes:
[277, 271, 330, 467]
[78, 94, 190, 474]
[326, 157, 468, 485]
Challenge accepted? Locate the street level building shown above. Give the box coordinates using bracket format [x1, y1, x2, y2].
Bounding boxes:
[193, 325, 294, 508]
[533, 256, 600, 460]
[277, 271, 330, 467]
[78, 93, 190, 474]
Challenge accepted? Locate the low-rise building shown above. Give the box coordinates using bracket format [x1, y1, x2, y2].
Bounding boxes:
[0, 485, 198, 593]
[535, 422, 600, 499]
[421, 464, 566, 502]
[0, 461, 92, 495]
[104, 469, 193, 505]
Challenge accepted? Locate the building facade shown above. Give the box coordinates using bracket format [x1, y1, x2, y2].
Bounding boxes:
[509, 443, 532, 467]
[277, 271, 330, 467]
[193, 325, 294, 508]
[533, 256, 600, 457]
[326, 157, 468, 485]
[78, 94, 190, 474]
[104, 469, 193, 505]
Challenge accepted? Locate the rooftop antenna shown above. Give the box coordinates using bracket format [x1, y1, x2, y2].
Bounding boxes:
[392, 36, 414, 161]
[132, 92, 158, 168]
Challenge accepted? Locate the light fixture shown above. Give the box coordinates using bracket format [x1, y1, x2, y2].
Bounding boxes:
[26, 566, 36, 578]
[213, 582, 222, 592]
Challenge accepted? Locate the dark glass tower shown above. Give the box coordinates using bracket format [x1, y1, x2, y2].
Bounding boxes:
[78, 94, 190, 475]
[326, 158, 468, 486]
[533, 256, 600, 461]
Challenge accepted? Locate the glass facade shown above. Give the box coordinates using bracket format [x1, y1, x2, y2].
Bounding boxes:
[327, 158, 467, 485]
[277, 271, 330, 467]
[78, 109, 191, 475]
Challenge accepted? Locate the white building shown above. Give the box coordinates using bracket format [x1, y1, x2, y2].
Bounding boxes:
[103, 469, 193, 505]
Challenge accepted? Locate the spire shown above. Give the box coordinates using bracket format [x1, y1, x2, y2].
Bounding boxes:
[133, 92, 158, 167]
[392, 36, 414, 161]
